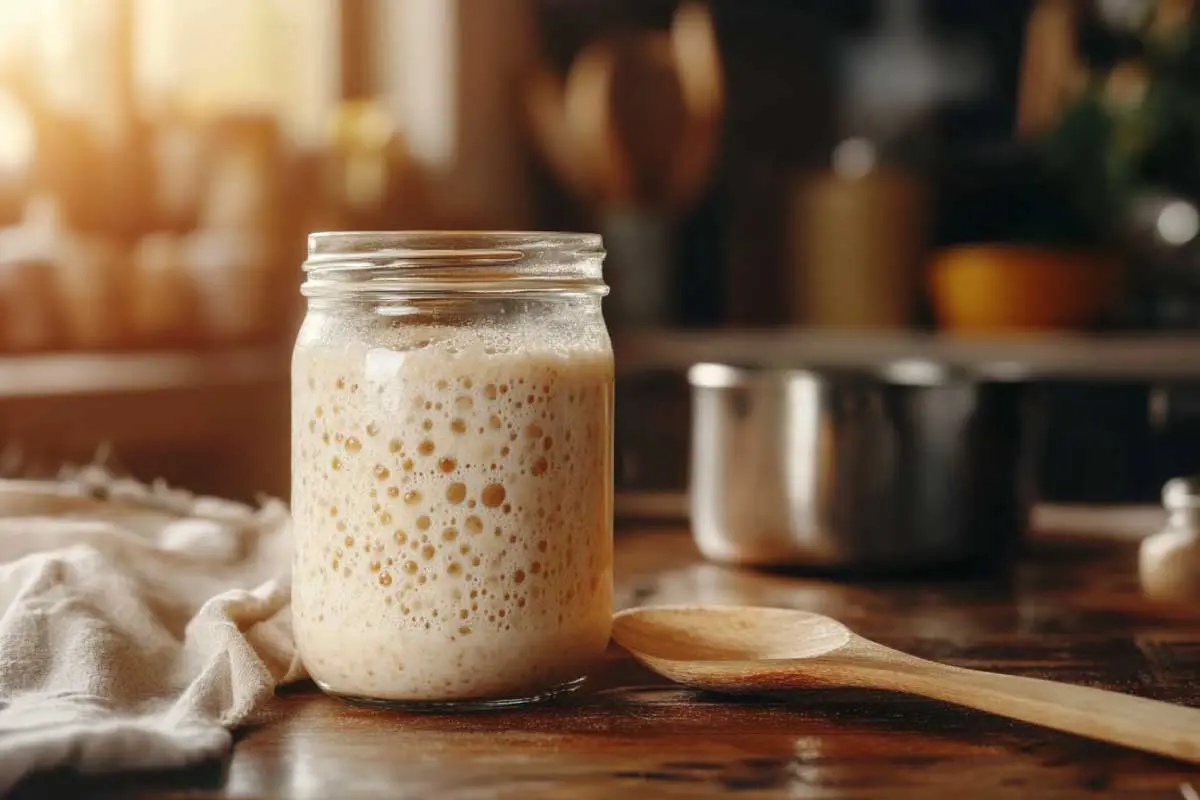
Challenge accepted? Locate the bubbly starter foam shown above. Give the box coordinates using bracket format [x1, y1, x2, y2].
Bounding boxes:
[292, 332, 614, 702]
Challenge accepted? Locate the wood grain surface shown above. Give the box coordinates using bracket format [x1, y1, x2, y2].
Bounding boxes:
[12, 527, 1200, 799]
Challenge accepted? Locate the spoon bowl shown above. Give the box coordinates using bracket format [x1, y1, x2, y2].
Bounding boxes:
[612, 605, 855, 693]
[612, 605, 851, 661]
[613, 604, 1200, 763]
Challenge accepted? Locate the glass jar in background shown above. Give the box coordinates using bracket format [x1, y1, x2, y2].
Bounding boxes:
[291, 232, 614, 709]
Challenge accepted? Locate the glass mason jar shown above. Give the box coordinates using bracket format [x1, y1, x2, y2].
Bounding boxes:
[291, 232, 614, 709]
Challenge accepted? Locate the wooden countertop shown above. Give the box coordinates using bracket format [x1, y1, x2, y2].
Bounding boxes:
[14, 525, 1200, 799]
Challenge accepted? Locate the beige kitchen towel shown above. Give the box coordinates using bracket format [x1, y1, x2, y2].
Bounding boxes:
[0, 468, 305, 794]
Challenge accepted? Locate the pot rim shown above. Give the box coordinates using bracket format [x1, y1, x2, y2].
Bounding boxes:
[687, 360, 984, 389]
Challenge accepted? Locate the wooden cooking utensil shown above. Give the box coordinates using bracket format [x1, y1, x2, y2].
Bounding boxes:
[524, 1, 722, 214]
[664, 0, 723, 211]
[612, 605, 1200, 763]
[523, 66, 600, 205]
[564, 3, 722, 213]
[561, 36, 644, 207]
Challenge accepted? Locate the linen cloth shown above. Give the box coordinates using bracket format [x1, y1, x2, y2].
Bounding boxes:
[0, 468, 304, 794]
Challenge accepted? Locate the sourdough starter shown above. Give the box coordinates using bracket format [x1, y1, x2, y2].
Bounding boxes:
[292, 331, 613, 702]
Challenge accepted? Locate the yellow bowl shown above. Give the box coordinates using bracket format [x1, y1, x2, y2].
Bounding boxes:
[929, 245, 1124, 333]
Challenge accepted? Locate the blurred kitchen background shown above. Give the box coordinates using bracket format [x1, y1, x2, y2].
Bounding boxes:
[2, 0, 1200, 512]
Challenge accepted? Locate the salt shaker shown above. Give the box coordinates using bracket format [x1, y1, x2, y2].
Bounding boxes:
[1139, 476, 1200, 602]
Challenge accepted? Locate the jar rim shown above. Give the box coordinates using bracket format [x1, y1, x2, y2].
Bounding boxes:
[306, 230, 603, 268]
[302, 231, 607, 298]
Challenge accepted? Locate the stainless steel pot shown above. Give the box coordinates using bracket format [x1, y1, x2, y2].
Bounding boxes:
[688, 361, 1038, 573]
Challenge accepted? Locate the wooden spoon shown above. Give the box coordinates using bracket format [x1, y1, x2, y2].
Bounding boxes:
[612, 605, 1200, 763]
[523, 65, 600, 205]
[561, 2, 722, 213]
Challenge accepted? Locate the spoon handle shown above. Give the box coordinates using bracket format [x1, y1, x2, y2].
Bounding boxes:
[885, 657, 1200, 763]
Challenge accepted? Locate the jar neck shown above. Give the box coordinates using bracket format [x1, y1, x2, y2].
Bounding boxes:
[302, 231, 608, 301]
